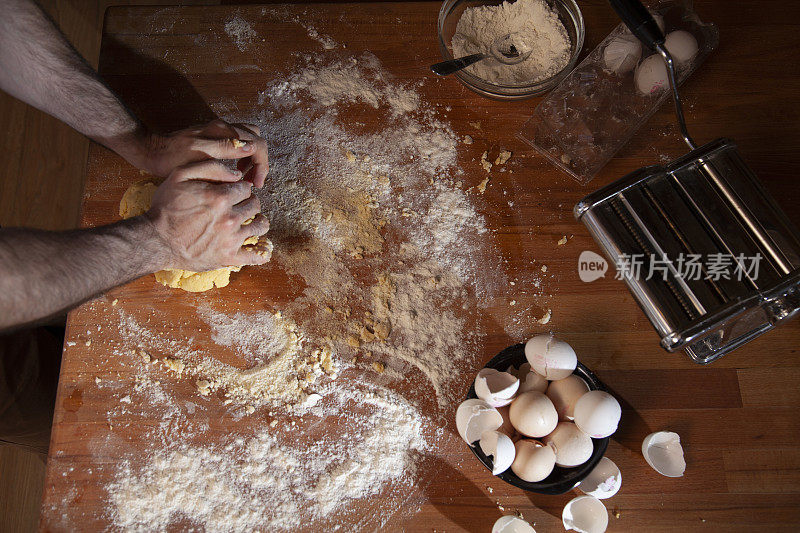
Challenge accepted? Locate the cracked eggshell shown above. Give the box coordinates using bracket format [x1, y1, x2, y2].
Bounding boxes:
[475, 368, 519, 407]
[518, 370, 549, 394]
[492, 515, 537, 533]
[511, 439, 556, 482]
[509, 391, 558, 438]
[562, 495, 608, 533]
[543, 421, 593, 467]
[546, 375, 589, 421]
[456, 399, 503, 444]
[506, 362, 532, 379]
[642, 431, 686, 477]
[524, 335, 577, 380]
[578, 457, 622, 499]
[479, 430, 516, 475]
[573, 391, 621, 439]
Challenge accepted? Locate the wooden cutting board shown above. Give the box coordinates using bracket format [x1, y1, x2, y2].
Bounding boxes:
[41, 2, 800, 531]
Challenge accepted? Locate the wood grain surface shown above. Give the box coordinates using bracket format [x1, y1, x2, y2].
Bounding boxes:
[40, 1, 800, 531]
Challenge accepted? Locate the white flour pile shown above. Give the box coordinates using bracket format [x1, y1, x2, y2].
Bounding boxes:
[451, 0, 572, 85]
[108, 385, 429, 531]
[103, 44, 512, 531]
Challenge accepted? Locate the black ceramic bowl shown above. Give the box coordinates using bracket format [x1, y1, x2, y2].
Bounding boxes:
[465, 343, 609, 494]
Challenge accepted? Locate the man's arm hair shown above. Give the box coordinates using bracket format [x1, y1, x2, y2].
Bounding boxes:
[0, 0, 147, 163]
[0, 218, 168, 332]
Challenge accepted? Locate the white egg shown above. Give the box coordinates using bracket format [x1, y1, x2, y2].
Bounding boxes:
[642, 431, 686, 477]
[524, 335, 577, 380]
[479, 429, 516, 475]
[562, 495, 608, 533]
[543, 421, 594, 467]
[474, 368, 519, 407]
[635, 54, 669, 95]
[455, 399, 503, 444]
[509, 391, 559, 438]
[546, 375, 590, 420]
[511, 439, 556, 482]
[578, 457, 622, 499]
[603, 34, 642, 75]
[665, 30, 699, 66]
[492, 515, 537, 533]
[573, 391, 621, 439]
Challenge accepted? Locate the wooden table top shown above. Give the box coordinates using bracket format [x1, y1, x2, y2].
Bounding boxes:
[41, 1, 800, 531]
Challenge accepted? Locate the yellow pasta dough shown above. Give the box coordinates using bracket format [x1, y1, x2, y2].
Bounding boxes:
[119, 179, 272, 292]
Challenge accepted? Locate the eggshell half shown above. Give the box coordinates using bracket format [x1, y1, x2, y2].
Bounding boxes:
[456, 399, 503, 444]
[479, 430, 516, 475]
[492, 515, 537, 533]
[511, 439, 556, 482]
[475, 368, 520, 407]
[578, 457, 622, 499]
[562, 495, 608, 533]
[642, 431, 686, 477]
[524, 335, 577, 380]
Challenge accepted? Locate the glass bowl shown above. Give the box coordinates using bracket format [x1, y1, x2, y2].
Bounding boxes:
[465, 343, 610, 494]
[437, 0, 585, 100]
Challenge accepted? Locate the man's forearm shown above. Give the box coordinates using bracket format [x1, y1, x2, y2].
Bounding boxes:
[0, 0, 147, 164]
[0, 218, 168, 332]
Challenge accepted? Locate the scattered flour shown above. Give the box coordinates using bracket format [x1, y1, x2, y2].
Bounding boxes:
[108, 386, 429, 532]
[102, 48, 528, 531]
[224, 15, 257, 51]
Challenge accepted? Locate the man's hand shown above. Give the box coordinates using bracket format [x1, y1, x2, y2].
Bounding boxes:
[145, 160, 271, 272]
[134, 120, 270, 188]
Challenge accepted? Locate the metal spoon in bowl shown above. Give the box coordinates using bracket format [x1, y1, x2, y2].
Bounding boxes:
[430, 33, 532, 76]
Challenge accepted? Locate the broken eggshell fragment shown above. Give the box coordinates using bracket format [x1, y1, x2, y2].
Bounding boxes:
[479, 429, 516, 475]
[578, 457, 622, 499]
[562, 495, 609, 533]
[456, 399, 503, 444]
[492, 515, 537, 533]
[475, 368, 520, 407]
[524, 334, 577, 380]
[642, 431, 686, 477]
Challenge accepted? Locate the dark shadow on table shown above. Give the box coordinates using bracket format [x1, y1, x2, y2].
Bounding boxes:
[600, 379, 652, 455]
[99, 35, 218, 133]
[418, 452, 499, 532]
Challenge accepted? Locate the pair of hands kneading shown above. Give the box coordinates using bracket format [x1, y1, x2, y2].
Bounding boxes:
[123, 120, 273, 292]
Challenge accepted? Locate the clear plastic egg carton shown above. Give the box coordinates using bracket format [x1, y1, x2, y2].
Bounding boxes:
[518, 0, 718, 184]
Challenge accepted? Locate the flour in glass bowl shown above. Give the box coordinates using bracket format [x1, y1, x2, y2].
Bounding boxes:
[451, 0, 572, 85]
